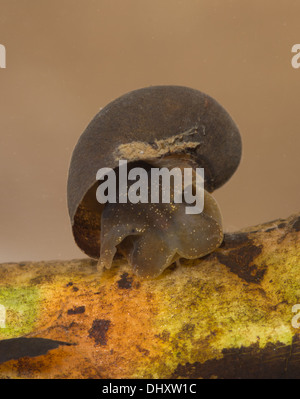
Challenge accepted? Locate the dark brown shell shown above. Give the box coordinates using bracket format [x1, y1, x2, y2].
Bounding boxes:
[67, 86, 242, 258]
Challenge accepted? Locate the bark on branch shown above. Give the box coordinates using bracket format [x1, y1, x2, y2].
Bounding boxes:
[0, 213, 300, 378]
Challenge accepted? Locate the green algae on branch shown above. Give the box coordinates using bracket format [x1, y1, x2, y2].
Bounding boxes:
[0, 286, 39, 339]
[0, 213, 299, 379]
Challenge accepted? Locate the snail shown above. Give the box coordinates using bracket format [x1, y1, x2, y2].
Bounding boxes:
[67, 86, 242, 278]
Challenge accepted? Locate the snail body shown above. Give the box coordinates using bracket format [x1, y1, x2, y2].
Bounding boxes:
[67, 86, 242, 278]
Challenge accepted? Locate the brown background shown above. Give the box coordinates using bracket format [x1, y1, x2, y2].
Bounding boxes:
[0, 0, 299, 263]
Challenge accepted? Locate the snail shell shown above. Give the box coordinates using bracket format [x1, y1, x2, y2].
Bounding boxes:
[67, 86, 242, 277]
